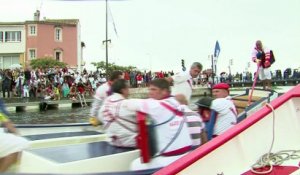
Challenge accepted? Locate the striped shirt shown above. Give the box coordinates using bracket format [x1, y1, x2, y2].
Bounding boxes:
[180, 105, 205, 147]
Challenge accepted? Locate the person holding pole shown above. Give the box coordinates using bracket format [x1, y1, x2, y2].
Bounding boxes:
[251, 40, 275, 90]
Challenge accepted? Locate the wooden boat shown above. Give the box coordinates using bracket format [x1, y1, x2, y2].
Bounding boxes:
[232, 88, 278, 122]
[15, 88, 281, 174]
[154, 84, 300, 175]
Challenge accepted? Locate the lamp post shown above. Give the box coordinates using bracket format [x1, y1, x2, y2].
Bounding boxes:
[102, 38, 111, 78]
[105, 0, 109, 79]
[228, 59, 233, 75]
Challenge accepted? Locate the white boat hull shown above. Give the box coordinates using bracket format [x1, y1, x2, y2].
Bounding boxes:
[155, 85, 300, 175]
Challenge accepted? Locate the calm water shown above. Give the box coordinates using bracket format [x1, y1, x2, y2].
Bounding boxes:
[7, 86, 295, 124]
[8, 97, 201, 125]
[9, 107, 90, 124]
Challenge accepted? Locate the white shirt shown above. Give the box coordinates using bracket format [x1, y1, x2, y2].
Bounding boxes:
[0, 115, 29, 158]
[124, 97, 192, 155]
[210, 97, 237, 136]
[251, 47, 270, 66]
[94, 82, 111, 101]
[90, 82, 111, 118]
[99, 93, 137, 147]
[171, 71, 193, 102]
[179, 105, 205, 147]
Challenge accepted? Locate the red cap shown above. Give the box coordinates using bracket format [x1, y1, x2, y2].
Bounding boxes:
[212, 83, 230, 90]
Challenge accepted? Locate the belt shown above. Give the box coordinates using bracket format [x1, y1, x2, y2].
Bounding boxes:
[161, 146, 192, 157]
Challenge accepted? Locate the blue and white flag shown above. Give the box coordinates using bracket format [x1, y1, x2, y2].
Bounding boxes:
[214, 40, 221, 58]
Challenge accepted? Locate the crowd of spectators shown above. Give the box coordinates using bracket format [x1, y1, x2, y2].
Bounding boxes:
[218, 68, 300, 83]
[0, 67, 299, 100]
[0, 68, 179, 100]
[0, 67, 101, 100]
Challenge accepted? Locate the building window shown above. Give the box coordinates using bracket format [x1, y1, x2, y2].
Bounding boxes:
[0, 32, 3, 42]
[5, 31, 21, 42]
[55, 27, 62, 41]
[28, 49, 36, 60]
[28, 25, 37, 36]
[55, 50, 62, 61]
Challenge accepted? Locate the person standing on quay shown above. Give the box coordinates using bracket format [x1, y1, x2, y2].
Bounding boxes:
[251, 40, 275, 90]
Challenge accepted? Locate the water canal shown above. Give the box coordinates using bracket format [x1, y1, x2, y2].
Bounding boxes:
[6, 86, 294, 125]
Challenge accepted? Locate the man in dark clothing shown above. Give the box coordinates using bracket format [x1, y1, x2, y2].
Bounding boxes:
[2, 72, 11, 98]
[24, 68, 31, 86]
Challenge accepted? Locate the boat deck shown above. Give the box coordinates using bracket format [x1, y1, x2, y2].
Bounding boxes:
[29, 141, 135, 163]
[20, 135, 141, 174]
[25, 131, 102, 141]
[232, 95, 261, 115]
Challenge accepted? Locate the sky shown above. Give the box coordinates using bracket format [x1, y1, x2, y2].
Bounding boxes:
[0, 0, 299, 74]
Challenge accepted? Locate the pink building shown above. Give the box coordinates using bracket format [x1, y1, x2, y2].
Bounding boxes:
[25, 10, 82, 70]
[0, 11, 82, 70]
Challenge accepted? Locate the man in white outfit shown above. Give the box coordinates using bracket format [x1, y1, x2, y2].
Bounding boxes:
[167, 62, 203, 103]
[201, 83, 237, 140]
[89, 71, 123, 126]
[99, 79, 137, 148]
[123, 79, 193, 171]
[175, 94, 207, 147]
[251, 40, 273, 90]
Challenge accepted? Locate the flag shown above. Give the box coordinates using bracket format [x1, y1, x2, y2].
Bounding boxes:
[214, 40, 221, 58]
[108, 4, 119, 37]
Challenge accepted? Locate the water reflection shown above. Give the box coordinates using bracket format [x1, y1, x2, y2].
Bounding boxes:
[9, 107, 90, 124]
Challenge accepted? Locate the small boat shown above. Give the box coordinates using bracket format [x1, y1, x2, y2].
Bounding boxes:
[154, 84, 300, 175]
[15, 88, 281, 174]
[232, 88, 278, 122]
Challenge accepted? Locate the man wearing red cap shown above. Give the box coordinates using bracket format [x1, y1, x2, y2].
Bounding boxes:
[212, 82, 231, 99]
[204, 83, 237, 139]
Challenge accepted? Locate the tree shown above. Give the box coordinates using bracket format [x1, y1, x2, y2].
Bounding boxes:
[91, 61, 137, 76]
[30, 57, 67, 69]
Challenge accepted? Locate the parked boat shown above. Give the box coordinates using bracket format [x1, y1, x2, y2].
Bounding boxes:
[16, 88, 281, 174]
[155, 84, 300, 175]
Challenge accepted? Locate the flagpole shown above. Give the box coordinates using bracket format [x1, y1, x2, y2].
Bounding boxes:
[211, 54, 215, 85]
[213, 40, 220, 84]
[214, 56, 217, 83]
[105, 0, 108, 78]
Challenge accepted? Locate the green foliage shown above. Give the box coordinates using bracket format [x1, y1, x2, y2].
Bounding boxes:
[30, 57, 67, 69]
[91, 61, 137, 76]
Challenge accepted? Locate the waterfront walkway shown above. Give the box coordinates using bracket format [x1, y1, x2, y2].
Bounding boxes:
[2, 86, 211, 110]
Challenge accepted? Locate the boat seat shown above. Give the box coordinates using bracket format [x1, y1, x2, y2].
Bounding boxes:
[233, 100, 249, 109]
[232, 95, 262, 115]
[25, 131, 103, 140]
[236, 108, 244, 115]
[232, 95, 261, 102]
[29, 141, 136, 163]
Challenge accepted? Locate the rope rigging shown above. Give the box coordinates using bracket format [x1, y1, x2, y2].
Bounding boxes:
[250, 103, 300, 174]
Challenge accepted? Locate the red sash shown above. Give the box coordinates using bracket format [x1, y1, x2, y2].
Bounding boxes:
[136, 111, 151, 163]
